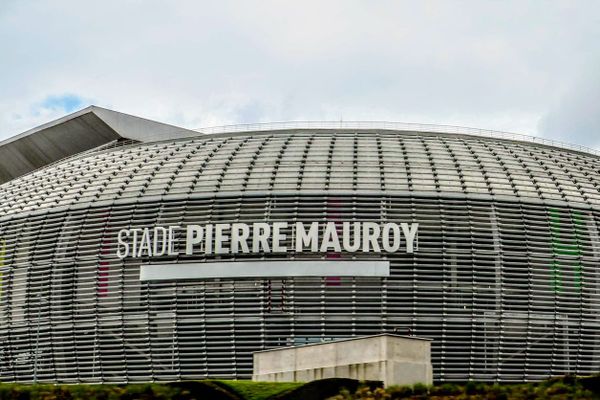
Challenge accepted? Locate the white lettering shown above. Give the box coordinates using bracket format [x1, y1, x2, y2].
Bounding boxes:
[231, 223, 250, 253]
[342, 222, 361, 252]
[116, 221, 419, 258]
[168, 226, 180, 255]
[116, 229, 130, 259]
[152, 227, 168, 257]
[401, 223, 419, 253]
[362, 222, 381, 252]
[382, 223, 401, 252]
[138, 228, 152, 257]
[272, 222, 288, 253]
[185, 225, 203, 255]
[130, 228, 142, 257]
[320, 222, 342, 252]
[204, 224, 213, 255]
[295, 222, 319, 252]
[252, 223, 270, 252]
[214, 223, 230, 254]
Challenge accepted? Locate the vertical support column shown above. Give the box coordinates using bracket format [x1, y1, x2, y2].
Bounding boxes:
[489, 203, 502, 378]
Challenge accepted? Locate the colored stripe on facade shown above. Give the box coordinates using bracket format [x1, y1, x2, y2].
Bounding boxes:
[549, 208, 583, 293]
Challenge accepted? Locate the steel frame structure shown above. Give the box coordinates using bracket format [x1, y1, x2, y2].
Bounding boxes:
[0, 128, 599, 383]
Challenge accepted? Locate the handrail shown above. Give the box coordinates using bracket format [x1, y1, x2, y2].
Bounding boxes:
[196, 121, 600, 158]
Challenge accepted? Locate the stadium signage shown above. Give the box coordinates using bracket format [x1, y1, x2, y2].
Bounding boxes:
[116, 221, 418, 259]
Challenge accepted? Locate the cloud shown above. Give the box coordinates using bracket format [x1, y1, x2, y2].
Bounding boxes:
[538, 65, 600, 149]
[0, 1, 599, 147]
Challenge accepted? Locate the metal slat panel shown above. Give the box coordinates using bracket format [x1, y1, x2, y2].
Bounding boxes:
[0, 129, 599, 383]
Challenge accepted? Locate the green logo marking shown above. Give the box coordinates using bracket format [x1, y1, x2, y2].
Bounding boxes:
[549, 208, 583, 293]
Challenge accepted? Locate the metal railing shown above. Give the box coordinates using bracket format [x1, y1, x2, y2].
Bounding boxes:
[196, 121, 600, 158]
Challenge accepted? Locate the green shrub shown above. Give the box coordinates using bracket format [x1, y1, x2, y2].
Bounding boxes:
[411, 382, 428, 396]
[573, 388, 595, 399]
[332, 386, 389, 400]
[0, 385, 30, 400]
[327, 387, 352, 400]
[486, 383, 508, 400]
[167, 381, 240, 400]
[545, 381, 570, 396]
[386, 385, 412, 399]
[1, 373, 599, 400]
[464, 381, 474, 395]
[579, 374, 600, 395]
[430, 382, 460, 396]
[53, 386, 74, 400]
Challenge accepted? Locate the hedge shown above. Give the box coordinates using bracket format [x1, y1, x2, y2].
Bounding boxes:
[0, 379, 367, 400]
[0, 375, 598, 400]
[329, 374, 600, 400]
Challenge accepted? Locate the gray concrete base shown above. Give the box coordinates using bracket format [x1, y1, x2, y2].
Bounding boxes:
[252, 334, 432, 387]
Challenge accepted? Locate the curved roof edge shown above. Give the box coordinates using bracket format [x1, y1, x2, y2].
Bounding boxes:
[0, 106, 197, 184]
[2, 108, 598, 186]
[197, 121, 600, 159]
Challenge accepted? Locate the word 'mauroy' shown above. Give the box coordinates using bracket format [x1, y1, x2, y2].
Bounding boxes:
[116, 222, 418, 259]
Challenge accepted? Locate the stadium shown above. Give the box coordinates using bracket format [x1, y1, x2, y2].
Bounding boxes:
[0, 106, 598, 383]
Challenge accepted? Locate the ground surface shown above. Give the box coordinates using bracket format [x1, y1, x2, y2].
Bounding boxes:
[0, 375, 598, 399]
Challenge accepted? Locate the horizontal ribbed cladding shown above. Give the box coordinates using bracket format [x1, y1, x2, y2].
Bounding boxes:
[1, 130, 600, 218]
[0, 193, 598, 383]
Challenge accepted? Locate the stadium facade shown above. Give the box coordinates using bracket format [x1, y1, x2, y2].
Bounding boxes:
[0, 106, 598, 383]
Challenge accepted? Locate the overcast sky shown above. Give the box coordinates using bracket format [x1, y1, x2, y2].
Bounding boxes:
[1, 1, 599, 148]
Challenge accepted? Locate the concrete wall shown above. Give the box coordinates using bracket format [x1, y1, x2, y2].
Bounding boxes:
[253, 334, 432, 387]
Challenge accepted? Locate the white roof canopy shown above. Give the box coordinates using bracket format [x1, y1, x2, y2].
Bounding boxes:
[0, 106, 198, 184]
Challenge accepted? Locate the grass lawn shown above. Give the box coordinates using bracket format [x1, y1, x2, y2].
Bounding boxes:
[214, 379, 304, 400]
